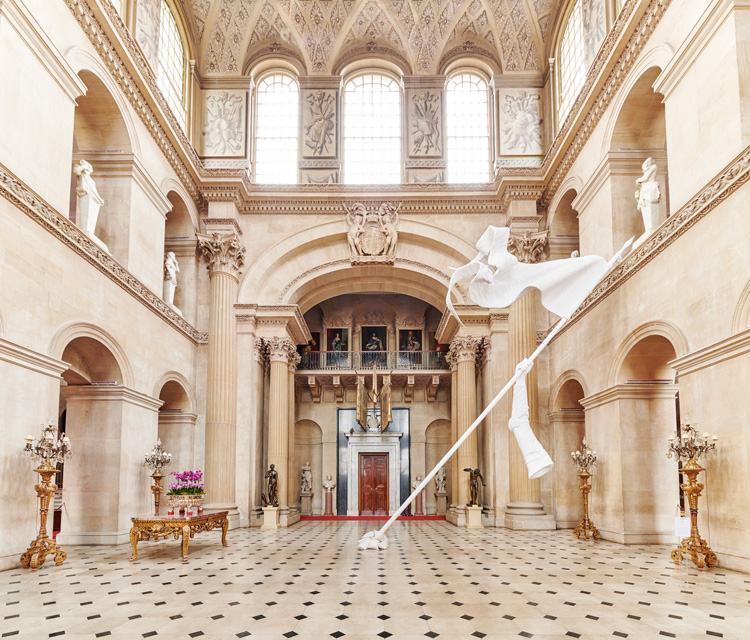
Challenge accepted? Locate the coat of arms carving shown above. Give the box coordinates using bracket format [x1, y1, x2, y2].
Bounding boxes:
[346, 202, 400, 264]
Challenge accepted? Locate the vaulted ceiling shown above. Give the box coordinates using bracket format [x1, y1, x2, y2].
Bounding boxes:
[180, 0, 562, 76]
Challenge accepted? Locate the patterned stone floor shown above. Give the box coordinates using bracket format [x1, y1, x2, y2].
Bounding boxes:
[1, 522, 748, 639]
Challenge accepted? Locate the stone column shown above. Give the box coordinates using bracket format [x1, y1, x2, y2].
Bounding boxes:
[504, 230, 555, 529]
[287, 352, 301, 523]
[197, 232, 245, 518]
[446, 351, 458, 519]
[266, 337, 296, 523]
[448, 337, 482, 526]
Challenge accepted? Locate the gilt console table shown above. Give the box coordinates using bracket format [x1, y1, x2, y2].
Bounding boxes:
[129, 511, 228, 563]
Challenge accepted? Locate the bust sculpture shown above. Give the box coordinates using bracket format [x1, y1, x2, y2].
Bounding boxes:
[73, 159, 108, 252]
[163, 252, 181, 314]
[412, 474, 423, 490]
[635, 157, 661, 236]
[435, 466, 447, 493]
[323, 474, 336, 493]
[300, 461, 312, 493]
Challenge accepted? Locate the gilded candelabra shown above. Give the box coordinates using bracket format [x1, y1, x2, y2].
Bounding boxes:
[667, 414, 718, 569]
[570, 438, 600, 540]
[144, 438, 171, 515]
[20, 424, 72, 570]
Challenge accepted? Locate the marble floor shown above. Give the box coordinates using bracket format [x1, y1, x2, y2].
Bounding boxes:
[1, 522, 748, 639]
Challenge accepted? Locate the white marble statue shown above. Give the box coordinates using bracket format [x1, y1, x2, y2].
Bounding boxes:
[163, 252, 181, 315]
[635, 157, 661, 237]
[435, 466, 447, 493]
[300, 461, 312, 493]
[73, 159, 108, 252]
[323, 474, 336, 492]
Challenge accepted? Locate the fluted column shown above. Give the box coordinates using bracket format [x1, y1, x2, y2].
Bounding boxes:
[450, 337, 482, 510]
[266, 337, 296, 511]
[287, 352, 301, 512]
[447, 352, 458, 513]
[197, 232, 245, 512]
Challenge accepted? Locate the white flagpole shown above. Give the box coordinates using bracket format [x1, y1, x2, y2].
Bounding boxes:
[358, 239, 631, 549]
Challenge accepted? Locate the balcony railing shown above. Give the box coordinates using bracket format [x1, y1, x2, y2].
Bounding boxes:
[298, 350, 449, 371]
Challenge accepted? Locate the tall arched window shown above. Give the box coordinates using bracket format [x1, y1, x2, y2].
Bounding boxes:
[446, 72, 490, 183]
[557, 0, 585, 125]
[254, 74, 299, 184]
[156, 1, 186, 129]
[343, 73, 401, 184]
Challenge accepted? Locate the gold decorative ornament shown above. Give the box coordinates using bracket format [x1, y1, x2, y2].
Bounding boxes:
[667, 414, 718, 569]
[570, 438, 600, 540]
[143, 438, 171, 515]
[20, 424, 72, 571]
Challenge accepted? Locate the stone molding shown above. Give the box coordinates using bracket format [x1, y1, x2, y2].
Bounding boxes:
[669, 328, 750, 377]
[0, 162, 205, 344]
[0, 337, 68, 379]
[547, 410, 585, 423]
[264, 337, 297, 364]
[203, 218, 243, 236]
[449, 336, 484, 365]
[62, 384, 165, 411]
[157, 412, 198, 425]
[197, 232, 245, 277]
[580, 383, 679, 411]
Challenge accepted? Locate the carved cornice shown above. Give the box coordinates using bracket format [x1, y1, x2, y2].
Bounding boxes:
[508, 230, 549, 264]
[203, 218, 243, 236]
[264, 337, 297, 364]
[197, 232, 245, 276]
[64, 0, 201, 203]
[449, 336, 483, 364]
[0, 162, 205, 344]
[238, 196, 502, 215]
[554, 140, 750, 338]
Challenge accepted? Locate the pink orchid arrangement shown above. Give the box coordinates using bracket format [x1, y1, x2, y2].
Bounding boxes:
[166, 469, 205, 495]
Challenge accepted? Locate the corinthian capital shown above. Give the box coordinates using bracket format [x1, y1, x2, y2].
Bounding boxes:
[197, 232, 245, 276]
[449, 336, 484, 364]
[265, 337, 297, 364]
[288, 351, 302, 372]
[508, 230, 548, 264]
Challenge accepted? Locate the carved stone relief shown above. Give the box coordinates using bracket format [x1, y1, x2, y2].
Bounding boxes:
[135, 0, 159, 70]
[583, 0, 607, 68]
[346, 202, 400, 265]
[498, 89, 543, 156]
[202, 90, 247, 158]
[302, 90, 337, 157]
[306, 172, 337, 184]
[409, 171, 444, 183]
[409, 91, 442, 157]
[507, 231, 548, 264]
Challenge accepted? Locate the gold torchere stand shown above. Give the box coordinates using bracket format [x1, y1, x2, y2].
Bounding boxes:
[670, 460, 717, 569]
[573, 469, 600, 540]
[151, 469, 164, 515]
[20, 464, 67, 571]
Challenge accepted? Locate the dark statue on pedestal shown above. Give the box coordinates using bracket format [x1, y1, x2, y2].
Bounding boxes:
[264, 464, 279, 507]
[464, 467, 485, 507]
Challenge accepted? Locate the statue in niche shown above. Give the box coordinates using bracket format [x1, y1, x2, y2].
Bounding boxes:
[73, 160, 109, 252]
[304, 91, 335, 155]
[464, 467, 486, 507]
[435, 466, 447, 493]
[323, 475, 336, 493]
[411, 91, 441, 155]
[163, 252, 181, 315]
[345, 202, 400, 263]
[300, 461, 312, 493]
[264, 464, 279, 507]
[635, 157, 661, 236]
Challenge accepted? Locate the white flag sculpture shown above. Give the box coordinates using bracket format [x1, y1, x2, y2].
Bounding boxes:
[358, 226, 632, 550]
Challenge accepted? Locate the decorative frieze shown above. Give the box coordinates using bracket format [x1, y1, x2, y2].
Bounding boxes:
[202, 90, 248, 158]
[197, 232, 245, 277]
[498, 89, 543, 156]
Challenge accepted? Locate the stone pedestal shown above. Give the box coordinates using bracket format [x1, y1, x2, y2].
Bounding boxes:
[261, 506, 280, 530]
[435, 491, 448, 516]
[324, 491, 333, 516]
[414, 491, 424, 516]
[300, 491, 313, 516]
[466, 505, 484, 529]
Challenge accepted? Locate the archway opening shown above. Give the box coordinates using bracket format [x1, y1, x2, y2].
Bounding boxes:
[549, 188, 580, 259]
[157, 379, 195, 478]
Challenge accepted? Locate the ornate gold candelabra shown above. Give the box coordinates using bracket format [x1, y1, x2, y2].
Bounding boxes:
[667, 415, 718, 569]
[20, 424, 72, 570]
[571, 438, 600, 540]
[144, 438, 171, 515]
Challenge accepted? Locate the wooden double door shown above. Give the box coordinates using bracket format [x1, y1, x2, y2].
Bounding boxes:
[359, 453, 388, 516]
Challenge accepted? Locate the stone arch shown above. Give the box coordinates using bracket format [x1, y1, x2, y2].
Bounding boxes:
[153, 371, 196, 413]
[424, 418, 452, 515]
[161, 179, 200, 232]
[549, 370, 588, 413]
[50, 322, 133, 388]
[438, 42, 503, 77]
[732, 278, 750, 333]
[548, 187, 580, 259]
[294, 419, 324, 515]
[608, 321, 688, 387]
[156, 373, 197, 475]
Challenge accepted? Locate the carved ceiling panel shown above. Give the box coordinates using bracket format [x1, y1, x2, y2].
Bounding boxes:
[184, 0, 559, 75]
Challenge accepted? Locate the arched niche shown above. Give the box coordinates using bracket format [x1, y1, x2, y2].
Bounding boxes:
[548, 188, 580, 259]
[163, 190, 199, 324]
[616, 335, 677, 384]
[157, 376, 197, 475]
[294, 420, 323, 515]
[424, 419, 452, 515]
[61, 336, 124, 385]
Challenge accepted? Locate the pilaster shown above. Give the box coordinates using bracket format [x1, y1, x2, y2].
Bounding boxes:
[403, 76, 446, 184]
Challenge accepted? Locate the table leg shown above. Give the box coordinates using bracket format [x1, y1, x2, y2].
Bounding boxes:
[181, 525, 190, 563]
[129, 527, 139, 561]
[221, 518, 228, 546]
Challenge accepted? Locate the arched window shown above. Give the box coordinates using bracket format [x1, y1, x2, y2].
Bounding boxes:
[446, 72, 490, 183]
[156, 1, 186, 129]
[254, 74, 299, 184]
[343, 73, 401, 184]
[557, 1, 585, 125]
